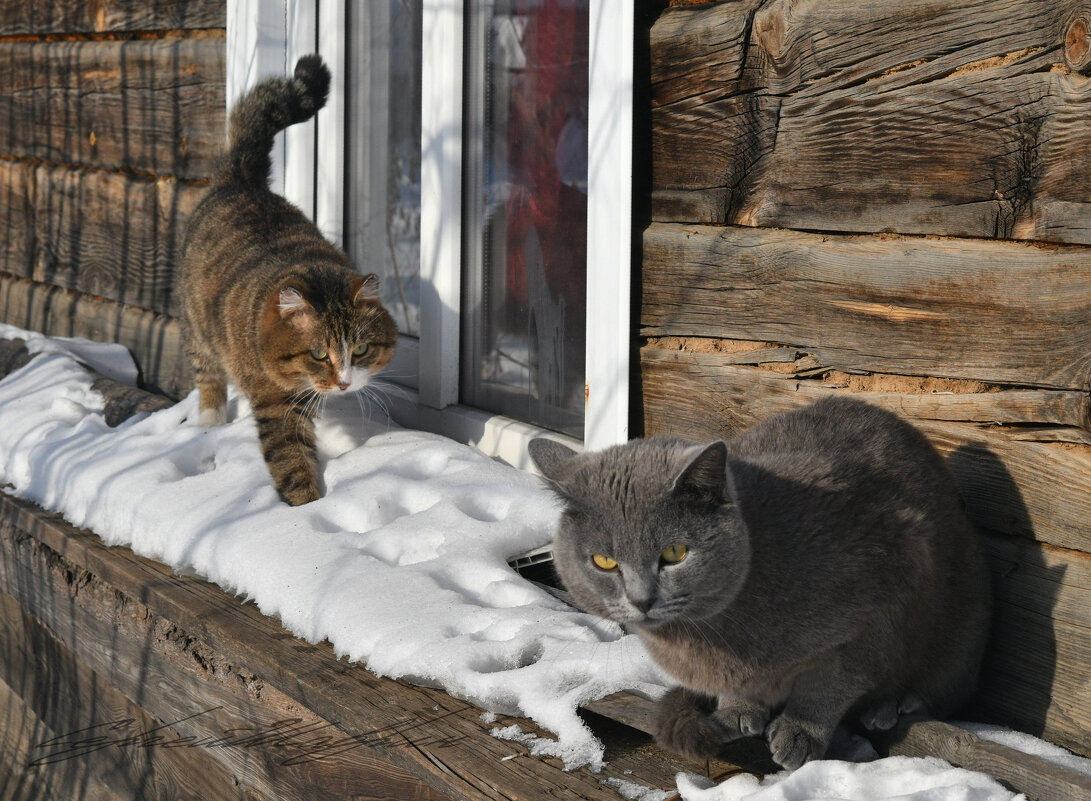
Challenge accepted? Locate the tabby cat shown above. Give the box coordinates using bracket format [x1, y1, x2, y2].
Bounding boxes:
[529, 397, 990, 770]
[181, 55, 396, 506]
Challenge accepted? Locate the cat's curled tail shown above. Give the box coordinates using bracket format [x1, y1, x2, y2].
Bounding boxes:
[219, 54, 330, 188]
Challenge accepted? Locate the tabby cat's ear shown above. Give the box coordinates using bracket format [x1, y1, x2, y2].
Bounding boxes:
[672, 441, 729, 504]
[352, 273, 381, 304]
[528, 438, 579, 491]
[277, 284, 313, 318]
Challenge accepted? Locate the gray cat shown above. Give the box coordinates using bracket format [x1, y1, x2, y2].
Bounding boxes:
[529, 396, 990, 770]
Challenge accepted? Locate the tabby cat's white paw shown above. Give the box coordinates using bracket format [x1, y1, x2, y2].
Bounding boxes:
[197, 405, 227, 427]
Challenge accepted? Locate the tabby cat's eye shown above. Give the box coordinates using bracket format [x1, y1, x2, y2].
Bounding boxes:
[660, 543, 688, 564]
[352, 342, 370, 357]
[592, 553, 618, 571]
[310, 348, 328, 361]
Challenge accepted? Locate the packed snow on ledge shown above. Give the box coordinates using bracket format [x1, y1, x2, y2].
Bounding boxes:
[1, 324, 1087, 801]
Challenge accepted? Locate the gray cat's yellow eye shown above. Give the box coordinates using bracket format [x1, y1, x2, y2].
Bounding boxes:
[592, 553, 618, 571]
[352, 342, 369, 357]
[661, 543, 688, 564]
[310, 348, 328, 361]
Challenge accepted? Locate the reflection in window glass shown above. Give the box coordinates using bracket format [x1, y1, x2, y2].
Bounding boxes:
[463, 0, 588, 438]
[346, 1, 422, 337]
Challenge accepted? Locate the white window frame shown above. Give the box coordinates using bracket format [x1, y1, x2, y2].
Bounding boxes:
[226, 0, 632, 467]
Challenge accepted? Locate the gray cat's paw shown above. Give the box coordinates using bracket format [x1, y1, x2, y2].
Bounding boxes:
[714, 701, 769, 739]
[654, 688, 730, 761]
[766, 717, 827, 771]
[859, 697, 899, 731]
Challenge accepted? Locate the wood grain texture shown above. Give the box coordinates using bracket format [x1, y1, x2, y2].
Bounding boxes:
[0, 158, 36, 278]
[640, 347, 1091, 553]
[642, 223, 1091, 390]
[1, 160, 204, 316]
[649, 0, 778, 221]
[0, 549, 454, 801]
[0, 39, 225, 179]
[880, 719, 1091, 801]
[650, 0, 1091, 243]
[0, 591, 249, 801]
[640, 347, 1091, 431]
[0, 496, 719, 801]
[0, 272, 191, 398]
[0, 1, 224, 35]
[974, 537, 1091, 758]
[0, 675, 126, 801]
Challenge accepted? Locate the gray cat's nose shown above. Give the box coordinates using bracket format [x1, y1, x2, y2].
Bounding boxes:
[337, 381, 350, 391]
[631, 596, 655, 614]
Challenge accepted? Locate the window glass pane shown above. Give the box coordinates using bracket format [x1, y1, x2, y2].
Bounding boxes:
[346, 1, 422, 337]
[462, 0, 588, 438]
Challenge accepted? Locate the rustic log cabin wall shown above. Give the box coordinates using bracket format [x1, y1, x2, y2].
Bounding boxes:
[0, 0, 225, 397]
[642, 0, 1091, 758]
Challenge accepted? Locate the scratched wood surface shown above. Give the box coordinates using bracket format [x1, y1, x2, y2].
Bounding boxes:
[0, 38, 225, 180]
[0, 159, 204, 317]
[0, 591, 249, 801]
[650, 0, 1091, 243]
[639, 346, 1091, 552]
[642, 223, 1091, 391]
[0, 0, 224, 35]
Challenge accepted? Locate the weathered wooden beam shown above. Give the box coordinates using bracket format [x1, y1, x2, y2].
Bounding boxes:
[973, 536, 1091, 758]
[0, 272, 190, 398]
[0, 39, 224, 179]
[0, 590, 250, 801]
[641, 224, 1091, 390]
[641, 347, 1091, 429]
[0, 674, 127, 801]
[733, 60, 1065, 240]
[649, 0, 777, 221]
[650, 0, 1091, 243]
[0, 158, 36, 278]
[0, 159, 204, 317]
[640, 347, 1091, 553]
[879, 719, 1091, 801]
[0, 1, 225, 35]
[749, 0, 1075, 98]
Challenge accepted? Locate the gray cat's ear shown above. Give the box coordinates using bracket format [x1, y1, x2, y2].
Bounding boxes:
[528, 438, 578, 486]
[672, 441, 729, 503]
[352, 273, 381, 303]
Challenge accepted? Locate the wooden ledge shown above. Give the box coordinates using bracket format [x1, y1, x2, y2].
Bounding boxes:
[0, 491, 742, 801]
[0, 340, 1087, 800]
[2, 494, 1089, 801]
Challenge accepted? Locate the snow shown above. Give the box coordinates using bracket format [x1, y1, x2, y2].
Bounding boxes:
[0, 323, 666, 772]
[674, 758, 1023, 801]
[957, 723, 1091, 778]
[1, 323, 1087, 801]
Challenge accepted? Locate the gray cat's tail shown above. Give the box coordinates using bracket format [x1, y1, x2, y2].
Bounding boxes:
[219, 54, 330, 188]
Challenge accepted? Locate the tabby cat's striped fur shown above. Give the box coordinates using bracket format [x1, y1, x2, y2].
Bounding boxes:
[180, 55, 395, 505]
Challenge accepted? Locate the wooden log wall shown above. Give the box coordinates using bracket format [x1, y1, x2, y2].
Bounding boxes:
[642, 0, 1091, 760]
[0, 0, 224, 395]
